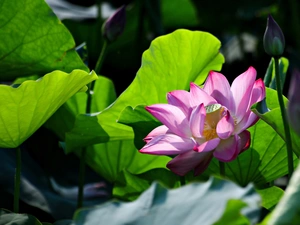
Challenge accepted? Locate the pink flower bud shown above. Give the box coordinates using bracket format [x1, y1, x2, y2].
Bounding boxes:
[102, 5, 126, 42]
[263, 15, 285, 57]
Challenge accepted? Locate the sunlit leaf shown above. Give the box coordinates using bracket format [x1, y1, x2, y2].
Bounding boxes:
[256, 186, 284, 210]
[0, 0, 88, 80]
[73, 177, 261, 225]
[257, 213, 271, 225]
[45, 74, 169, 185]
[205, 119, 298, 187]
[0, 70, 97, 148]
[252, 88, 300, 156]
[66, 29, 225, 151]
[44, 75, 115, 141]
[84, 140, 170, 183]
[112, 170, 150, 201]
[213, 199, 250, 225]
[113, 168, 180, 201]
[263, 57, 288, 91]
[118, 105, 161, 149]
[268, 163, 300, 225]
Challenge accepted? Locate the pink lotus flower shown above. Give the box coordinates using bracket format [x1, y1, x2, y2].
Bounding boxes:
[139, 67, 265, 176]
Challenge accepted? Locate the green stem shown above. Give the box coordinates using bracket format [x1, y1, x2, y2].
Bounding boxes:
[274, 57, 294, 180]
[77, 148, 86, 209]
[85, 82, 93, 114]
[88, 40, 108, 112]
[77, 40, 108, 208]
[14, 146, 21, 213]
[180, 176, 186, 186]
[219, 161, 225, 178]
[94, 40, 108, 75]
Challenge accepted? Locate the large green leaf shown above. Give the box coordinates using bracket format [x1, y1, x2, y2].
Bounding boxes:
[205, 119, 298, 187]
[213, 199, 250, 225]
[65, 29, 225, 151]
[252, 88, 300, 156]
[0, 70, 97, 148]
[263, 57, 289, 91]
[256, 186, 284, 211]
[113, 168, 180, 201]
[73, 177, 261, 225]
[0, 209, 42, 225]
[44, 75, 116, 141]
[45, 75, 170, 184]
[118, 105, 161, 149]
[268, 163, 300, 225]
[0, 0, 88, 80]
[84, 140, 170, 183]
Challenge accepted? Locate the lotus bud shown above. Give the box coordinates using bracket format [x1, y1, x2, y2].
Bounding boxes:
[263, 15, 285, 57]
[102, 5, 126, 43]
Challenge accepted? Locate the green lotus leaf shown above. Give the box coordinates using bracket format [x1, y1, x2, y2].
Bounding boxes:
[44, 74, 170, 185]
[73, 177, 261, 225]
[263, 57, 288, 91]
[205, 120, 298, 187]
[84, 140, 171, 183]
[268, 163, 300, 225]
[65, 29, 225, 151]
[252, 88, 300, 156]
[256, 186, 284, 211]
[113, 169, 180, 201]
[0, 0, 88, 80]
[0, 70, 97, 148]
[213, 199, 250, 225]
[118, 105, 161, 149]
[44, 75, 116, 141]
[0, 209, 43, 225]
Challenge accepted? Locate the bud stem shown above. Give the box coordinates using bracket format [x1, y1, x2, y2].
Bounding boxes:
[14, 146, 21, 213]
[219, 161, 226, 178]
[180, 176, 186, 186]
[77, 41, 108, 208]
[77, 147, 87, 209]
[274, 57, 294, 180]
[95, 40, 108, 75]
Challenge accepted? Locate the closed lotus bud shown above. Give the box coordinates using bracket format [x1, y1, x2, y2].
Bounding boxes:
[102, 5, 126, 42]
[263, 15, 285, 57]
[288, 70, 300, 136]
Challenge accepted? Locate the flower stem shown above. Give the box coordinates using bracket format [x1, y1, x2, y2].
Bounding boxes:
[180, 176, 186, 186]
[77, 148, 86, 209]
[86, 40, 108, 112]
[94, 40, 108, 75]
[274, 57, 294, 180]
[14, 146, 21, 213]
[77, 40, 108, 209]
[219, 161, 226, 178]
